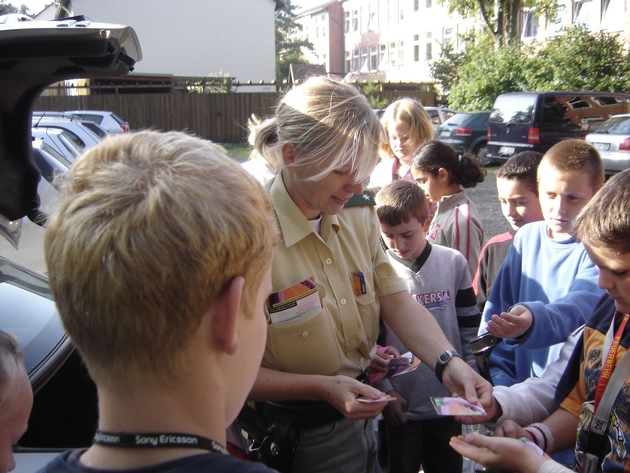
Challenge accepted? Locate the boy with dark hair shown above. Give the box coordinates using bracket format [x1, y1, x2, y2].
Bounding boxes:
[375, 179, 480, 473]
[451, 168, 630, 473]
[473, 151, 544, 311]
[479, 139, 605, 387]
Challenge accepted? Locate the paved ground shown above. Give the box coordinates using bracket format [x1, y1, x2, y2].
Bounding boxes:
[465, 165, 510, 244]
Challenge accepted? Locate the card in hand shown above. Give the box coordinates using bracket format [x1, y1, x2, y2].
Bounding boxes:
[430, 397, 487, 416]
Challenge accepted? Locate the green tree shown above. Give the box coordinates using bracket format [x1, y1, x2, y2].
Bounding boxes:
[525, 26, 630, 92]
[440, 0, 559, 47]
[447, 34, 533, 110]
[275, 0, 314, 85]
[0, 1, 30, 15]
[429, 42, 464, 105]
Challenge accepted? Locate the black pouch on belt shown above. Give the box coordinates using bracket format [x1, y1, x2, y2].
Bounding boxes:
[235, 403, 299, 473]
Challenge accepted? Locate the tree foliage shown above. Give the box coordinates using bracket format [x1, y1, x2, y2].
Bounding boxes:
[0, 1, 29, 15]
[440, 0, 559, 47]
[438, 27, 630, 111]
[275, 0, 314, 84]
[429, 42, 464, 104]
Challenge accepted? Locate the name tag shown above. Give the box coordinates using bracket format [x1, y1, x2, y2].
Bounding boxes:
[266, 277, 321, 325]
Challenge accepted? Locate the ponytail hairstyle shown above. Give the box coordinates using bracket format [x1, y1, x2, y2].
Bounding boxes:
[412, 140, 486, 188]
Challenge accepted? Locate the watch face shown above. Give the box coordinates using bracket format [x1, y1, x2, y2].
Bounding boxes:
[438, 350, 453, 364]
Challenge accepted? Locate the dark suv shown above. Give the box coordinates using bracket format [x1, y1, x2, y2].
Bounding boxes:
[486, 91, 630, 162]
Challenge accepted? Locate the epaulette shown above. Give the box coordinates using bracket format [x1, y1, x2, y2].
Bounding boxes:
[344, 192, 376, 208]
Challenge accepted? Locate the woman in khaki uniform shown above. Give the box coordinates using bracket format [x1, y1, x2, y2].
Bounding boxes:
[246, 76, 492, 473]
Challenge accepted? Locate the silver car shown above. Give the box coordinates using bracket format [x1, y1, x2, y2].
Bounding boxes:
[585, 113, 630, 175]
[32, 116, 105, 150]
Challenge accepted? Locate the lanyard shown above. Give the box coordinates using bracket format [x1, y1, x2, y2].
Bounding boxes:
[594, 313, 630, 411]
[582, 313, 630, 473]
[93, 431, 228, 454]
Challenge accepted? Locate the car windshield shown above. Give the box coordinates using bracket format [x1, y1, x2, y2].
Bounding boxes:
[595, 116, 630, 134]
[490, 95, 536, 124]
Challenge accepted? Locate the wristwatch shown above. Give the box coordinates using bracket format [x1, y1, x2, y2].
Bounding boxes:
[435, 350, 462, 383]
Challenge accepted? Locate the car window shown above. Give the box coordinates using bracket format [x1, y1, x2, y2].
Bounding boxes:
[490, 94, 536, 125]
[596, 116, 630, 134]
[110, 113, 126, 125]
[0, 259, 63, 375]
[442, 113, 471, 127]
[59, 129, 86, 151]
[83, 114, 104, 125]
[81, 122, 107, 139]
[443, 110, 457, 121]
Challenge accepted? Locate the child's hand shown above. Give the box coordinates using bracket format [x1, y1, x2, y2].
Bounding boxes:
[368, 345, 400, 373]
[449, 433, 549, 473]
[382, 390, 408, 426]
[486, 305, 532, 339]
[493, 419, 528, 439]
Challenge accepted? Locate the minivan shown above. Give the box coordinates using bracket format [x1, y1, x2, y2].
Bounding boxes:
[486, 91, 630, 162]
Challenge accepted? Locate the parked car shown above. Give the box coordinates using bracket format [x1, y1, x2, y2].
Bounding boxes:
[425, 106, 458, 131]
[585, 113, 630, 176]
[486, 91, 630, 163]
[0, 15, 141, 472]
[64, 110, 130, 133]
[32, 115, 106, 150]
[436, 111, 493, 164]
[31, 127, 83, 165]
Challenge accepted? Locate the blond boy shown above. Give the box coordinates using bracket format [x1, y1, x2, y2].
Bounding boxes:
[479, 140, 605, 387]
[38, 131, 278, 472]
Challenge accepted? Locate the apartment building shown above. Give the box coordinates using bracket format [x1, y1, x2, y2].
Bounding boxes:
[295, 0, 629, 83]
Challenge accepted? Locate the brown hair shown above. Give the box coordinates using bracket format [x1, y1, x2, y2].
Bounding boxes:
[539, 139, 604, 192]
[574, 168, 630, 254]
[375, 179, 429, 226]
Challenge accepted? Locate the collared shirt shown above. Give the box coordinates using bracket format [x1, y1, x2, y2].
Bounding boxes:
[262, 174, 407, 378]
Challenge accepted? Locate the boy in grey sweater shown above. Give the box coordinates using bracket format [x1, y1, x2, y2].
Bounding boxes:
[375, 180, 481, 473]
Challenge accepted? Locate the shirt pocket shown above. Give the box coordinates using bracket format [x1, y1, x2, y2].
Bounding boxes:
[266, 308, 342, 375]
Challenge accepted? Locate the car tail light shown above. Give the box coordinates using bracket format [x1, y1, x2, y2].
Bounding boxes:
[120, 123, 129, 133]
[487, 126, 491, 141]
[455, 127, 472, 136]
[528, 127, 540, 145]
[619, 138, 630, 151]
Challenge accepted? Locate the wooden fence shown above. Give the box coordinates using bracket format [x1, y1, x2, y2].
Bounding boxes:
[35, 89, 435, 144]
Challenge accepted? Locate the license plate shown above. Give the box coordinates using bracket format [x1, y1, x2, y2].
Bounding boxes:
[440, 130, 451, 137]
[499, 146, 515, 156]
[592, 142, 610, 151]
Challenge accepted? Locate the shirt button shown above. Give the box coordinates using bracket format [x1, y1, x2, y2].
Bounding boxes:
[325, 258, 332, 265]
[340, 298, 347, 305]
[301, 331, 309, 338]
[360, 357, 366, 364]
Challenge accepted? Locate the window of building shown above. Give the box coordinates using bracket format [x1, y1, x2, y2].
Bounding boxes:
[573, 0, 597, 29]
[370, 45, 378, 71]
[389, 42, 397, 66]
[379, 44, 387, 70]
[425, 32, 432, 61]
[346, 51, 351, 73]
[352, 49, 359, 71]
[426, 0, 432, 7]
[368, 4, 376, 30]
[414, 0, 419, 11]
[398, 40, 404, 66]
[601, 0, 624, 31]
[352, 9, 359, 31]
[345, 11, 350, 33]
[522, 10, 538, 38]
[413, 34, 420, 62]
[361, 47, 368, 72]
